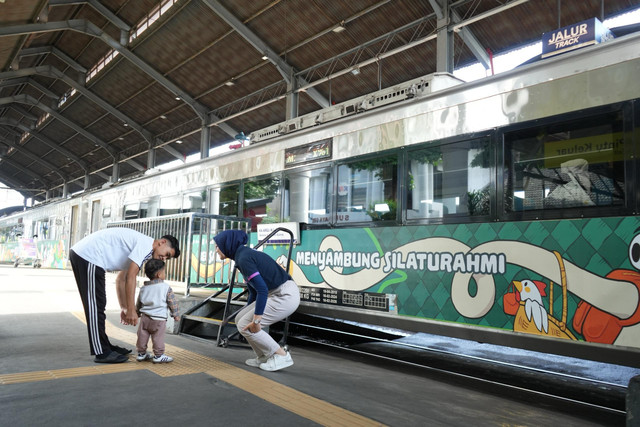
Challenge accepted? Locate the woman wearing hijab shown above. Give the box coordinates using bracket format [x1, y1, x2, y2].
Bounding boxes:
[213, 230, 300, 371]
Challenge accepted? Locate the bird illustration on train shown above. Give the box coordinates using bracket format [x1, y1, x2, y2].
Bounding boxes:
[507, 279, 549, 334]
[503, 229, 640, 345]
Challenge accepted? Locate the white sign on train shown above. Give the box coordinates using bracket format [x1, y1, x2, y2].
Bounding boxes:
[256, 222, 300, 245]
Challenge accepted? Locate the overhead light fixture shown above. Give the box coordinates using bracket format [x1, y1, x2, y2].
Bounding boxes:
[176, 140, 183, 144]
[159, 115, 167, 119]
[117, 137, 124, 140]
[261, 54, 268, 60]
[333, 23, 346, 33]
[123, 122, 128, 127]
[351, 67, 360, 75]
[225, 80, 235, 87]
[175, 96, 181, 101]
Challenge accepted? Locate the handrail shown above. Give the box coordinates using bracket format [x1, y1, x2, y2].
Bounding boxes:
[107, 212, 251, 295]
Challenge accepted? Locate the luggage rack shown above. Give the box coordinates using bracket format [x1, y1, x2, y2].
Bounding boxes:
[179, 227, 295, 348]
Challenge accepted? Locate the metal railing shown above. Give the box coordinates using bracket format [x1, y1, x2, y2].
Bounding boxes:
[107, 213, 251, 295]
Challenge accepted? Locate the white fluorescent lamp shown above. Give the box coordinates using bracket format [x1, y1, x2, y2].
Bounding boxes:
[332, 24, 346, 33]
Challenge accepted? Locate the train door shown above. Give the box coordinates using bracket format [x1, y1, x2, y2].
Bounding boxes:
[69, 204, 80, 247]
[91, 200, 101, 233]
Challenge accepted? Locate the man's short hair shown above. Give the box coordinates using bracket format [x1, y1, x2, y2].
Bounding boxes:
[162, 234, 181, 258]
[144, 259, 165, 280]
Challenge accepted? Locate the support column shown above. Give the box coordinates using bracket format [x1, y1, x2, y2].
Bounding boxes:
[111, 160, 120, 183]
[45, 189, 51, 200]
[62, 181, 68, 198]
[435, 0, 454, 73]
[147, 146, 156, 170]
[84, 173, 90, 190]
[201, 124, 211, 159]
[286, 75, 299, 120]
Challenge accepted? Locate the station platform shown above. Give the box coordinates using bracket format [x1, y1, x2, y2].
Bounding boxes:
[0, 265, 634, 426]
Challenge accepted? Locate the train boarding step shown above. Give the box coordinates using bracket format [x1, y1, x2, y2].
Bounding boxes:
[179, 227, 295, 348]
[178, 285, 251, 347]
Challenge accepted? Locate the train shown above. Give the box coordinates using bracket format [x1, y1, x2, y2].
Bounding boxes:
[2, 29, 640, 366]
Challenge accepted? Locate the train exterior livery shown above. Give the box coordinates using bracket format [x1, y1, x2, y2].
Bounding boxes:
[2, 31, 640, 365]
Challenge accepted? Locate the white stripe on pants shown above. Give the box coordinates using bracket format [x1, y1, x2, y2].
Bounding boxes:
[235, 280, 300, 358]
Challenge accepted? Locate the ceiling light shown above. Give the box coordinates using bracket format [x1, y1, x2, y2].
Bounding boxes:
[333, 24, 346, 33]
[117, 137, 124, 140]
[351, 67, 360, 75]
[261, 54, 268, 60]
[225, 81, 235, 87]
[123, 122, 128, 127]
[159, 115, 167, 119]
[175, 96, 181, 101]
[176, 140, 183, 144]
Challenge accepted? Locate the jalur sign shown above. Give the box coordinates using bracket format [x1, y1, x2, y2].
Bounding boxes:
[542, 18, 614, 58]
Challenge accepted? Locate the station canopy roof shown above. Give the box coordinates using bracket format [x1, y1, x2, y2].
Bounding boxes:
[0, 0, 639, 202]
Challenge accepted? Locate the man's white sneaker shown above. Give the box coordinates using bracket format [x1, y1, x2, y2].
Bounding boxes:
[136, 352, 152, 362]
[259, 352, 293, 371]
[245, 355, 269, 367]
[152, 354, 173, 363]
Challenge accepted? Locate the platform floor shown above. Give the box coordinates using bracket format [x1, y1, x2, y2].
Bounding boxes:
[0, 265, 624, 426]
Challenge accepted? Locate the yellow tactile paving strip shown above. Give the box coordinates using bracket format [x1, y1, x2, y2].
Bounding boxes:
[0, 312, 384, 427]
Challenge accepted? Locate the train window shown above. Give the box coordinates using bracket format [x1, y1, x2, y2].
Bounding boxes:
[337, 155, 398, 223]
[124, 203, 140, 220]
[407, 138, 491, 220]
[211, 184, 239, 216]
[159, 195, 181, 216]
[182, 190, 206, 213]
[284, 166, 333, 225]
[243, 176, 282, 231]
[504, 112, 625, 213]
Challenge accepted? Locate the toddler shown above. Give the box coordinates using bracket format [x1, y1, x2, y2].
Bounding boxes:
[135, 259, 180, 363]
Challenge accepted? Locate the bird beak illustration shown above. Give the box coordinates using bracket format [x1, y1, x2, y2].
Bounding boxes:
[512, 280, 522, 292]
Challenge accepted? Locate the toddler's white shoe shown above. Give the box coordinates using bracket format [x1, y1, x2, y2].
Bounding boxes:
[153, 354, 173, 363]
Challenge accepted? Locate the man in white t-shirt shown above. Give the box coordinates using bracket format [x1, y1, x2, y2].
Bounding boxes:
[69, 228, 181, 363]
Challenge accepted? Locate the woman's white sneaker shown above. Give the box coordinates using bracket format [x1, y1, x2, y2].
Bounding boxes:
[259, 352, 293, 371]
[245, 355, 269, 367]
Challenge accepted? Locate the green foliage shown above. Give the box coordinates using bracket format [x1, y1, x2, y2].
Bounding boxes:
[467, 189, 490, 216]
[367, 199, 397, 221]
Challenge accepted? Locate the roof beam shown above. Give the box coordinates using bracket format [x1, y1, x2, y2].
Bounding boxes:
[0, 94, 145, 172]
[0, 150, 50, 188]
[0, 76, 59, 99]
[49, 0, 132, 32]
[8, 104, 40, 122]
[0, 175, 39, 199]
[0, 66, 154, 144]
[160, 143, 184, 161]
[0, 19, 239, 139]
[19, 46, 88, 73]
[428, 0, 491, 69]
[200, 0, 329, 109]
[0, 118, 89, 173]
[0, 135, 68, 182]
[0, 94, 117, 158]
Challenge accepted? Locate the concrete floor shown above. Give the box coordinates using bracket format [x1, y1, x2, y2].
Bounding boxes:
[0, 265, 623, 426]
